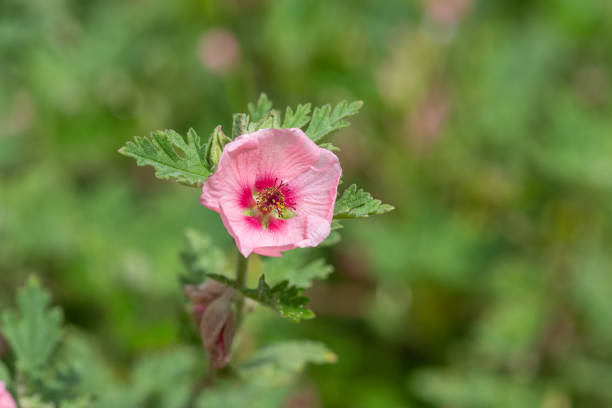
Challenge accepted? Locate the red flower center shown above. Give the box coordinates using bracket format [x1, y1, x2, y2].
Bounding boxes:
[255, 182, 290, 217]
[241, 178, 298, 230]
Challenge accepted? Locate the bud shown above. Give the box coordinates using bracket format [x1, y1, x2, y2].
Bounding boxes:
[185, 280, 238, 369]
[185, 279, 229, 323]
[204, 125, 232, 170]
[200, 292, 236, 369]
[0, 382, 17, 408]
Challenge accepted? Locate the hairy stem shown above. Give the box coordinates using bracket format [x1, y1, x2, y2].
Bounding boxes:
[235, 250, 248, 326]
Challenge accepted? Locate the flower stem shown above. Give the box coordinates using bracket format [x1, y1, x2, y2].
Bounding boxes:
[235, 250, 248, 326]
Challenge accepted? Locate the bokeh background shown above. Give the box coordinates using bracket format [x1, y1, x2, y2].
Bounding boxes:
[2, 0, 612, 407]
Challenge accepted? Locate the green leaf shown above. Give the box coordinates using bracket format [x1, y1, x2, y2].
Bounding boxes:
[247, 110, 281, 132]
[1, 276, 63, 376]
[19, 394, 55, 408]
[196, 383, 289, 408]
[334, 184, 394, 219]
[131, 348, 199, 408]
[306, 100, 363, 142]
[208, 274, 315, 322]
[92, 348, 199, 408]
[179, 229, 228, 286]
[59, 396, 94, 408]
[239, 340, 337, 385]
[180, 227, 320, 321]
[264, 250, 333, 289]
[318, 142, 340, 152]
[0, 361, 10, 386]
[248, 93, 273, 122]
[282, 104, 312, 128]
[203, 125, 231, 170]
[410, 371, 541, 408]
[58, 332, 115, 397]
[232, 113, 250, 139]
[118, 128, 210, 187]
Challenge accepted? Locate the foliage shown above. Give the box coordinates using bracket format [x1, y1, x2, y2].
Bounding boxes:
[247, 94, 274, 123]
[282, 104, 312, 129]
[209, 274, 315, 322]
[179, 229, 228, 286]
[195, 341, 335, 408]
[1, 277, 63, 377]
[119, 129, 211, 187]
[0, 279, 336, 408]
[179, 229, 316, 321]
[239, 340, 337, 385]
[196, 384, 289, 408]
[264, 250, 333, 289]
[334, 184, 395, 219]
[305, 101, 363, 142]
[203, 126, 232, 170]
[1, 277, 84, 406]
[0, 362, 10, 385]
[232, 93, 362, 143]
[232, 113, 250, 139]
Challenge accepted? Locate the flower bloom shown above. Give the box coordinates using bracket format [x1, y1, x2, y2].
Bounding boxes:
[0, 382, 17, 408]
[200, 128, 342, 257]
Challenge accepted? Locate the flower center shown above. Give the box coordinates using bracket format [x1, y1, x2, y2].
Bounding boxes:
[255, 182, 289, 217]
[243, 179, 297, 229]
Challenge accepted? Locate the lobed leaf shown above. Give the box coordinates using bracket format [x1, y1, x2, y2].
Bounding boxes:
[208, 274, 315, 322]
[1, 276, 63, 376]
[247, 110, 281, 132]
[264, 250, 333, 289]
[179, 229, 228, 286]
[247, 93, 273, 123]
[239, 340, 337, 385]
[306, 100, 363, 142]
[240, 96, 361, 146]
[180, 231, 316, 321]
[334, 184, 394, 219]
[282, 103, 312, 128]
[196, 383, 289, 408]
[131, 348, 198, 408]
[118, 128, 210, 187]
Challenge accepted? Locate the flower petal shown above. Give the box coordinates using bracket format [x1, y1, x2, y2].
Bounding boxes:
[290, 148, 342, 222]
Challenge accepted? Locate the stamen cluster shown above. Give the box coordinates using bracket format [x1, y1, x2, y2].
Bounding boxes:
[255, 181, 290, 217]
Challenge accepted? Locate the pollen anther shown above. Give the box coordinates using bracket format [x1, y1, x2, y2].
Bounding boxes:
[254, 180, 294, 218]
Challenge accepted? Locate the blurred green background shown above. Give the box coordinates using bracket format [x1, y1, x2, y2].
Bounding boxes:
[2, 0, 612, 406]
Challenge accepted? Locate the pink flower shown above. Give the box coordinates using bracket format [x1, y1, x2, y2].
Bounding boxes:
[200, 128, 342, 257]
[0, 382, 17, 408]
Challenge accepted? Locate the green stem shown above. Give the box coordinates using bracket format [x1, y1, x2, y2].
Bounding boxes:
[235, 250, 248, 326]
